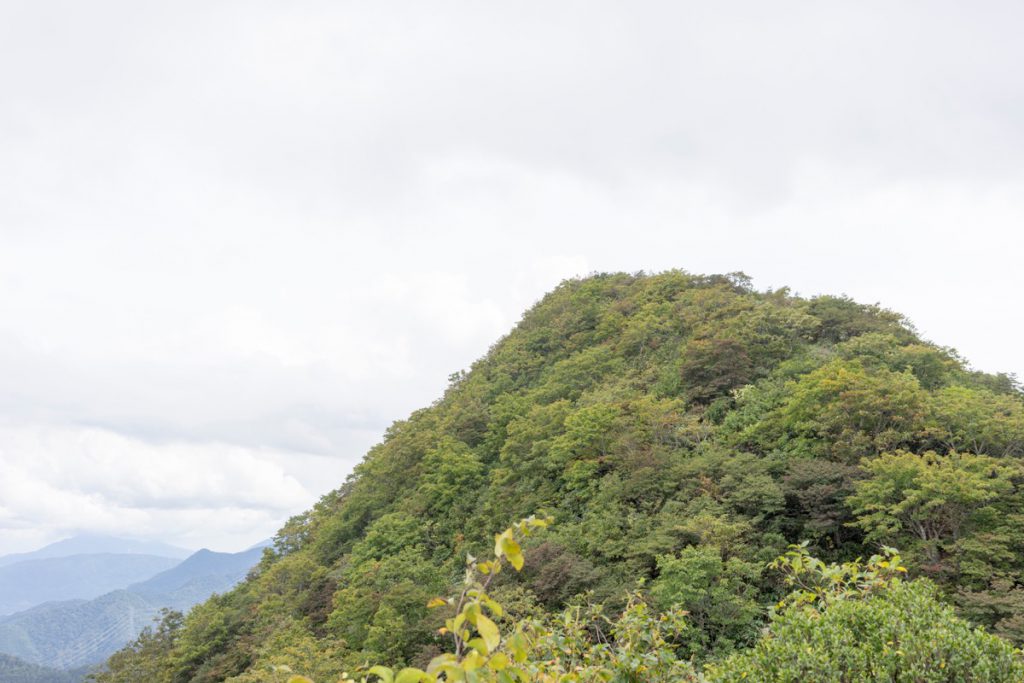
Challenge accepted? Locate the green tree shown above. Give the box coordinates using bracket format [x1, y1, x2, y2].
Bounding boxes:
[650, 545, 761, 658]
[780, 459, 862, 552]
[678, 337, 754, 404]
[927, 386, 1024, 457]
[739, 360, 927, 463]
[848, 451, 1017, 572]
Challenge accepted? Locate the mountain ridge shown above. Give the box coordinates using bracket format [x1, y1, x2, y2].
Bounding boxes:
[0, 554, 180, 616]
[0, 546, 265, 672]
[0, 535, 192, 568]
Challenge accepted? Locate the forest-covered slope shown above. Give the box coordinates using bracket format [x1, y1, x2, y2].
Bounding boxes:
[93, 271, 1024, 682]
[0, 654, 89, 683]
[0, 547, 264, 672]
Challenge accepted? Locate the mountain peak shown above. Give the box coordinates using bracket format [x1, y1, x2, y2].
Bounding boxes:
[0, 535, 192, 568]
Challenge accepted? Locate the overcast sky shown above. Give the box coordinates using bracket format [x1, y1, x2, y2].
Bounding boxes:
[1, 1, 1022, 554]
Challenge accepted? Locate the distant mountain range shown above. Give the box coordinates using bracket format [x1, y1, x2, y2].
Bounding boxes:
[0, 534, 195, 615]
[130, 547, 265, 605]
[0, 554, 180, 615]
[0, 535, 192, 568]
[0, 545, 265, 671]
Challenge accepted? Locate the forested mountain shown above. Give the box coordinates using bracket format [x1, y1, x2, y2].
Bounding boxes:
[0, 554, 180, 615]
[0, 548, 264, 672]
[0, 653, 89, 683]
[130, 548, 266, 606]
[93, 271, 1024, 682]
[0, 591, 156, 670]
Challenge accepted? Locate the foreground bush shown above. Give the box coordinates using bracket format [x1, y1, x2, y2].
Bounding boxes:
[707, 547, 1024, 682]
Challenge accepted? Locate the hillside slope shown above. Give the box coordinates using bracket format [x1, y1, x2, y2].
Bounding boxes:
[0, 547, 264, 671]
[0, 654, 89, 683]
[93, 271, 1024, 682]
[129, 547, 266, 610]
[0, 591, 155, 670]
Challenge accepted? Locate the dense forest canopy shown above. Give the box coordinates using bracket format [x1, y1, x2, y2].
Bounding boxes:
[93, 271, 1024, 682]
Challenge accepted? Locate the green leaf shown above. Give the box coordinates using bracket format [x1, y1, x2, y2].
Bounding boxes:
[482, 595, 504, 617]
[498, 535, 524, 570]
[488, 652, 509, 670]
[477, 614, 500, 653]
[494, 530, 512, 559]
[395, 667, 429, 683]
[367, 665, 395, 683]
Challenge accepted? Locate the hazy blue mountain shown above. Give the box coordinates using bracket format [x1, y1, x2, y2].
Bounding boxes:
[130, 546, 265, 607]
[0, 554, 179, 616]
[0, 546, 264, 671]
[0, 653, 90, 683]
[0, 535, 191, 568]
[0, 591, 155, 671]
[245, 538, 274, 551]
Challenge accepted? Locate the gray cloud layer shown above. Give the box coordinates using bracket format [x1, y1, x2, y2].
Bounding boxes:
[1, 1, 1022, 553]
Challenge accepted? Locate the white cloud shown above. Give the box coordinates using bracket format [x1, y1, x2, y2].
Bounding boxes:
[0, 421, 320, 552]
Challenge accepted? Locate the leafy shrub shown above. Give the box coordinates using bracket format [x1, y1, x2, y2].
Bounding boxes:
[707, 545, 1024, 682]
